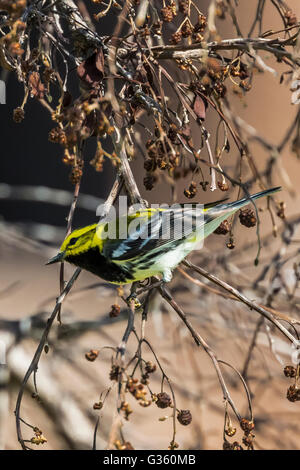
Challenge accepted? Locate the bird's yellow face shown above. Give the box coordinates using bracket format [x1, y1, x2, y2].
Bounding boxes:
[47, 224, 98, 264]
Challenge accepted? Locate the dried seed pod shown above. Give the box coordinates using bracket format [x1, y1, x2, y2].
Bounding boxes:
[226, 237, 235, 250]
[217, 180, 229, 191]
[48, 127, 67, 145]
[110, 364, 120, 381]
[109, 304, 120, 318]
[13, 107, 25, 123]
[181, 22, 193, 38]
[177, 409, 192, 426]
[93, 402, 103, 410]
[284, 10, 297, 26]
[156, 392, 172, 408]
[284, 365, 297, 378]
[225, 426, 236, 437]
[240, 418, 255, 433]
[161, 6, 173, 22]
[214, 220, 230, 235]
[214, 82, 227, 98]
[170, 31, 182, 44]
[178, 0, 189, 15]
[287, 384, 300, 402]
[145, 361, 156, 374]
[85, 349, 99, 361]
[69, 165, 83, 184]
[239, 208, 257, 227]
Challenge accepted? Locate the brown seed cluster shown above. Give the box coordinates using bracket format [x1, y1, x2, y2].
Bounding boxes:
[109, 364, 121, 381]
[224, 418, 255, 450]
[184, 181, 197, 199]
[109, 304, 121, 318]
[284, 10, 297, 27]
[287, 384, 300, 402]
[284, 365, 297, 378]
[214, 220, 230, 235]
[177, 409, 192, 426]
[126, 378, 151, 408]
[154, 392, 172, 408]
[13, 107, 25, 123]
[141, 361, 157, 385]
[30, 427, 47, 446]
[169, 13, 207, 45]
[239, 208, 257, 228]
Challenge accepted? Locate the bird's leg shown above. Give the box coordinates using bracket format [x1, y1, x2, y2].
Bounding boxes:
[125, 281, 142, 309]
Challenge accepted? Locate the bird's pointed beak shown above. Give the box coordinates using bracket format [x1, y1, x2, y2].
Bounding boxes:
[46, 252, 65, 265]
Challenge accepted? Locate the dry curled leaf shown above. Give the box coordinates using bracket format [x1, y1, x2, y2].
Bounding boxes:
[28, 71, 45, 99]
[77, 48, 104, 88]
[193, 94, 207, 121]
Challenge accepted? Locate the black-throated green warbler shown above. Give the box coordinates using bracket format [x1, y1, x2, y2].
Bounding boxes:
[47, 187, 280, 284]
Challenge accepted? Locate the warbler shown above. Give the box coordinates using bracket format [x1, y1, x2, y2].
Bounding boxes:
[47, 187, 281, 284]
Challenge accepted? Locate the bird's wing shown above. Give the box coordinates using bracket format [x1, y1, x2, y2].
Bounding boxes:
[100, 207, 204, 261]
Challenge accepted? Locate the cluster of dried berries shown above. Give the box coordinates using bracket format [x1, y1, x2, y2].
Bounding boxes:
[240, 418, 255, 450]
[170, 12, 207, 45]
[214, 219, 230, 235]
[284, 365, 297, 378]
[287, 385, 300, 402]
[109, 364, 121, 381]
[85, 349, 99, 362]
[120, 401, 133, 420]
[0, 12, 26, 58]
[239, 208, 257, 228]
[223, 418, 255, 450]
[141, 361, 157, 385]
[126, 378, 151, 408]
[161, 1, 177, 23]
[190, 59, 229, 101]
[48, 93, 117, 182]
[13, 106, 25, 123]
[284, 9, 297, 27]
[225, 425, 237, 437]
[276, 201, 286, 220]
[0, 0, 26, 16]
[109, 304, 121, 318]
[184, 181, 197, 199]
[143, 136, 180, 190]
[30, 427, 47, 446]
[284, 365, 300, 402]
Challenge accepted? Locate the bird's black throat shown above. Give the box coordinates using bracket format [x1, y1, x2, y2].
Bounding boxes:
[66, 247, 134, 284]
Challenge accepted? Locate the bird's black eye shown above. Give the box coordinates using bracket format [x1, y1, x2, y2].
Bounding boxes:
[68, 237, 77, 246]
